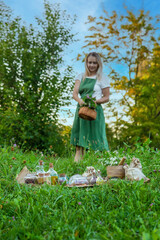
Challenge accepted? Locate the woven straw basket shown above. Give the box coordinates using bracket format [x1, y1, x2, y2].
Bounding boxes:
[79, 107, 97, 121]
[107, 166, 125, 179]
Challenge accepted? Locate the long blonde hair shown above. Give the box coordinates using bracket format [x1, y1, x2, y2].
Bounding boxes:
[83, 52, 103, 81]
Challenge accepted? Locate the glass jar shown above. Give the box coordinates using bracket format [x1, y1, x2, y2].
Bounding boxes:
[58, 173, 68, 185]
[47, 163, 58, 185]
[44, 172, 51, 185]
[38, 173, 45, 184]
[36, 160, 45, 175]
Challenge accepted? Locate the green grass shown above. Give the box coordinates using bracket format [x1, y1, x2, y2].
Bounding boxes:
[0, 142, 160, 240]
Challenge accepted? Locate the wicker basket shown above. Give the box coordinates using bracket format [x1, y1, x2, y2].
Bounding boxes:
[107, 166, 125, 179]
[79, 106, 97, 121]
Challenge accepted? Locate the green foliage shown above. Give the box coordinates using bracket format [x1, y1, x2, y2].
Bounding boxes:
[0, 1, 75, 153]
[113, 44, 160, 148]
[82, 94, 97, 109]
[0, 144, 160, 239]
[0, 106, 69, 155]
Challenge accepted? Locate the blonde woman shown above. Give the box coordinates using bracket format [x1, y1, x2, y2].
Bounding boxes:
[70, 52, 110, 162]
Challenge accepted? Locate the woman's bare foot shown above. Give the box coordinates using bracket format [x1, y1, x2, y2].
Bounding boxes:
[74, 151, 81, 162]
[74, 146, 84, 162]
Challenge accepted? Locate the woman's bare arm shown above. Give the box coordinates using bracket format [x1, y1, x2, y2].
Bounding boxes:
[96, 87, 110, 104]
[73, 80, 85, 105]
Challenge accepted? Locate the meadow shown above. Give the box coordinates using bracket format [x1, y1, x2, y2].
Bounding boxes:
[0, 141, 160, 240]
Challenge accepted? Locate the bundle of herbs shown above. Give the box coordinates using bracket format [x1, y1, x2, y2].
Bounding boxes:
[81, 94, 97, 109]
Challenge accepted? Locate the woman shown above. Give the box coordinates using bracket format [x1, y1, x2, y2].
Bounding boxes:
[70, 52, 110, 162]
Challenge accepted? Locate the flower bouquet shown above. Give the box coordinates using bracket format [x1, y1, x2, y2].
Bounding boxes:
[78, 94, 97, 121]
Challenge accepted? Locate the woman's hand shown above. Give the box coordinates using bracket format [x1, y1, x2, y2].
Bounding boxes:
[79, 99, 85, 106]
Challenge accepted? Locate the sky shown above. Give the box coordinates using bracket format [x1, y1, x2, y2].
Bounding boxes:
[4, 0, 160, 125]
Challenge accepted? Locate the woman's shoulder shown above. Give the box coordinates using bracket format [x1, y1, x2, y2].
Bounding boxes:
[75, 73, 84, 81]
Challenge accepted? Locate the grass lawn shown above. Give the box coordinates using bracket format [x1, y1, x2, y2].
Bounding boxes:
[0, 142, 160, 240]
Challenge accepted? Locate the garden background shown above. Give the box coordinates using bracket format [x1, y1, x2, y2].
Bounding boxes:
[0, 0, 160, 239]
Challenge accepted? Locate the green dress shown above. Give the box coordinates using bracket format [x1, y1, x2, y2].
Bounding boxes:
[70, 77, 109, 151]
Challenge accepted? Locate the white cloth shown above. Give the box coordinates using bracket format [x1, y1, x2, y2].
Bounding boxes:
[75, 73, 110, 100]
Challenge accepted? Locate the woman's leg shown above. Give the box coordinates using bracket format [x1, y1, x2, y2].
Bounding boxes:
[81, 147, 85, 157]
[74, 146, 84, 162]
[74, 146, 81, 162]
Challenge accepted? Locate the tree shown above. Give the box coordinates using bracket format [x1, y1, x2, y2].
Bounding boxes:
[0, 0, 75, 153]
[82, 8, 160, 147]
[127, 43, 160, 147]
